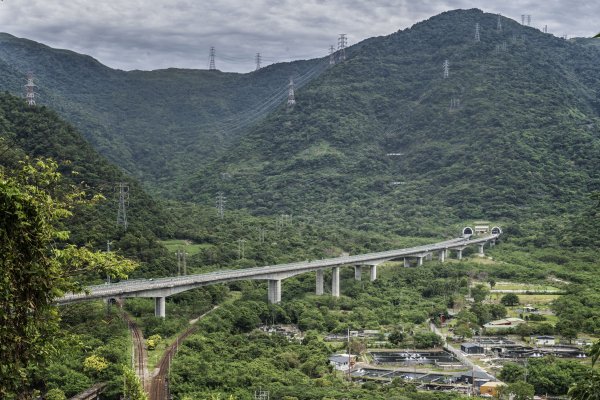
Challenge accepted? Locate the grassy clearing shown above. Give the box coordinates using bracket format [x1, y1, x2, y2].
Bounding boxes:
[159, 239, 208, 256]
[492, 282, 561, 291]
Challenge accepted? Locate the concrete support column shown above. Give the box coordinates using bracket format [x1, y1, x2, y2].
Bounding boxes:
[426, 252, 433, 261]
[478, 243, 485, 257]
[404, 258, 410, 268]
[438, 250, 446, 262]
[354, 265, 362, 281]
[155, 297, 166, 318]
[445, 249, 450, 259]
[268, 279, 282, 304]
[369, 265, 377, 282]
[418, 256, 424, 266]
[332, 267, 340, 297]
[457, 249, 463, 260]
[316, 269, 324, 295]
[490, 239, 496, 247]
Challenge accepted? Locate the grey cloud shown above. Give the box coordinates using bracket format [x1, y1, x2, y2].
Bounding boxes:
[0, 0, 598, 72]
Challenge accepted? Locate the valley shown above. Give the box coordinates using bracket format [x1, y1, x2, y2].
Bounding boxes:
[1, 7, 600, 400]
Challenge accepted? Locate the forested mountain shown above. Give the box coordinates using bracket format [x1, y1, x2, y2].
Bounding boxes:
[183, 9, 600, 233]
[0, 92, 170, 255]
[0, 33, 329, 191]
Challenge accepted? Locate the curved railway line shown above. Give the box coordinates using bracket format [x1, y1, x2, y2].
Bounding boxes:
[123, 313, 147, 389]
[149, 325, 198, 400]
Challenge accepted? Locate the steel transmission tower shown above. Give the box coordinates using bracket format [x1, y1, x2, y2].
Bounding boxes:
[521, 15, 525, 25]
[443, 60, 449, 79]
[329, 45, 336, 65]
[116, 183, 129, 229]
[24, 72, 36, 106]
[216, 192, 226, 218]
[255, 52, 261, 70]
[209, 46, 216, 70]
[527, 15, 531, 26]
[287, 77, 296, 107]
[254, 389, 269, 400]
[475, 23, 480, 42]
[497, 14, 502, 31]
[337, 34, 347, 62]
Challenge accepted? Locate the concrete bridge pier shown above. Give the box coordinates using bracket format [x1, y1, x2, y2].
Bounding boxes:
[417, 256, 424, 266]
[369, 265, 377, 282]
[478, 243, 485, 257]
[155, 297, 166, 318]
[332, 267, 340, 297]
[438, 250, 446, 262]
[316, 269, 324, 295]
[404, 258, 410, 268]
[354, 265, 362, 281]
[268, 279, 282, 304]
[426, 252, 433, 261]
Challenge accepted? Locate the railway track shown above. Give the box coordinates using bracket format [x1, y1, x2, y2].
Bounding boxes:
[149, 325, 198, 400]
[123, 313, 147, 390]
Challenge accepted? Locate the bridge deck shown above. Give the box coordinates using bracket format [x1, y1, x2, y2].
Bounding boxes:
[57, 234, 497, 304]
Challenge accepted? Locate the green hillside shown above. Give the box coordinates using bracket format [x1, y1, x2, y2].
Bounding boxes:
[0, 33, 329, 192]
[0, 92, 178, 275]
[184, 9, 600, 233]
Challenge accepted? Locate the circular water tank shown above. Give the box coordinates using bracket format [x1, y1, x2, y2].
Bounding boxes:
[462, 227, 474, 237]
[491, 226, 502, 235]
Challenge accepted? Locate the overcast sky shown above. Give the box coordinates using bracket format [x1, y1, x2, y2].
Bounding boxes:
[0, 1, 598, 73]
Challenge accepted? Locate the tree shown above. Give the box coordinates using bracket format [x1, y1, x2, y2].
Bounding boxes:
[500, 293, 520, 306]
[123, 366, 148, 400]
[589, 340, 600, 367]
[499, 363, 526, 383]
[45, 388, 66, 400]
[471, 284, 490, 303]
[83, 355, 109, 377]
[388, 328, 405, 345]
[488, 278, 497, 289]
[499, 381, 535, 400]
[0, 159, 137, 397]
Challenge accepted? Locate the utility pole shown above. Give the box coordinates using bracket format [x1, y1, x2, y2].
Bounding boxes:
[450, 98, 460, 110]
[255, 52, 261, 70]
[337, 34, 347, 63]
[443, 59, 449, 79]
[182, 249, 187, 275]
[287, 77, 296, 107]
[258, 228, 266, 244]
[176, 249, 182, 275]
[474, 23, 480, 42]
[254, 389, 269, 400]
[24, 72, 36, 107]
[497, 14, 502, 31]
[329, 45, 336, 65]
[106, 240, 112, 284]
[209, 46, 216, 70]
[216, 192, 226, 218]
[116, 183, 129, 230]
[237, 239, 246, 259]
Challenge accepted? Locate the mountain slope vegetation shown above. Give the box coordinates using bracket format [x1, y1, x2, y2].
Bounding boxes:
[0, 33, 329, 191]
[184, 9, 600, 233]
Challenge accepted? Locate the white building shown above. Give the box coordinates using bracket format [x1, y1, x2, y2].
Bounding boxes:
[328, 354, 356, 371]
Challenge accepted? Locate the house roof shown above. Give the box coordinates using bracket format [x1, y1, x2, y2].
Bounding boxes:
[328, 354, 356, 364]
[454, 370, 494, 380]
[536, 336, 555, 339]
[461, 342, 484, 348]
[481, 381, 506, 388]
